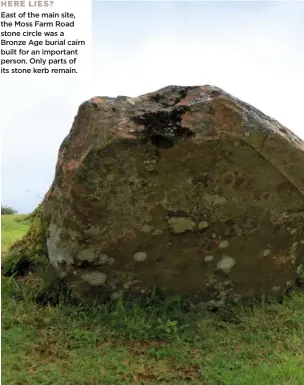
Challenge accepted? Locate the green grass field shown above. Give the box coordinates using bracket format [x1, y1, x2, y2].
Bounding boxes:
[1, 214, 30, 254]
[2, 215, 304, 385]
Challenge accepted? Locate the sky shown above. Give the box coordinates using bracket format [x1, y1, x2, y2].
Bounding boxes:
[1, 0, 304, 214]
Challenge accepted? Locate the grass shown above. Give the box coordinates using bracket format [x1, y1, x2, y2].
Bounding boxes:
[1, 214, 30, 255]
[1, 215, 304, 385]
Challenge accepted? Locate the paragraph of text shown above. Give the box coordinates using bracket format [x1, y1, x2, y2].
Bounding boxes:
[1, 7, 88, 75]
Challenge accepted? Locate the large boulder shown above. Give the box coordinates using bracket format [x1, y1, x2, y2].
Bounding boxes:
[9, 86, 304, 305]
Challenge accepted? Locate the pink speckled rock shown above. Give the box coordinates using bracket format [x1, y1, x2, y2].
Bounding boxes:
[8, 86, 304, 305]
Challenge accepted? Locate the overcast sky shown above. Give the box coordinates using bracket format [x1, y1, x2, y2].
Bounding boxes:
[1, 1, 304, 214]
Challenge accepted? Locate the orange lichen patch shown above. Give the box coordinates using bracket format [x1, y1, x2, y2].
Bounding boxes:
[90, 97, 107, 104]
[182, 246, 202, 254]
[208, 97, 244, 136]
[234, 173, 247, 188]
[110, 127, 118, 134]
[64, 159, 83, 174]
[175, 92, 204, 107]
[69, 130, 90, 157]
[180, 110, 206, 127]
[115, 131, 138, 140]
[222, 171, 236, 186]
[180, 110, 223, 141]
[61, 150, 88, 179]
[116, 115, 146, 134]
[181, 111, 212, 133]
[274, 253, 296, 265]
[95, 230, 139, 251]
[66, 182, 89, 201]
[214, 239, 223, 249]
[104, 230, 138, 249]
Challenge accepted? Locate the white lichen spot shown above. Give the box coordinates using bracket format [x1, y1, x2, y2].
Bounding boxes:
[78, 249, 97, 262]
[300, 240, 304, 245]
[296, 264, 303, 275]
[204, 193, 227, 205]
[290, 229, 297, 235]
[47, 222, 74, 267]
[99, 254, 115, 265]
[263, 249, 271, 257]
[82, 272, 107, 286]
[208, 298, 226, 308]
[84, 226, 101, 236]
[106, 173, 116, 182]
[152, 229, 164, 236]
[141, 224, 154, 233]
[128, 175, 140, 185]
[212, 233, 217, 239]
[168, 217, 196, 233]
[198, 221, 209, 230]
[244, 132, 250, 137]
[217, 256, 236, 274]
[219, 240, 229, 249]
[133, 251, 147, 262]
[204, 255, 214, 263]
[126, 97, 136, 105]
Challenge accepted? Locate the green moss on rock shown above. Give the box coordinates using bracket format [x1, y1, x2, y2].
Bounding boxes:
[168, 217, 196, 233]
[2, 205, 50, 277]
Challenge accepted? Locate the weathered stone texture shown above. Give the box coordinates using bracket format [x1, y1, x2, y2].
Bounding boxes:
[20, 86, 304, 304]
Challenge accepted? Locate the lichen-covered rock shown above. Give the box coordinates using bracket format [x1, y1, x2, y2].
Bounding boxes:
[9, 85, 304, 304]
